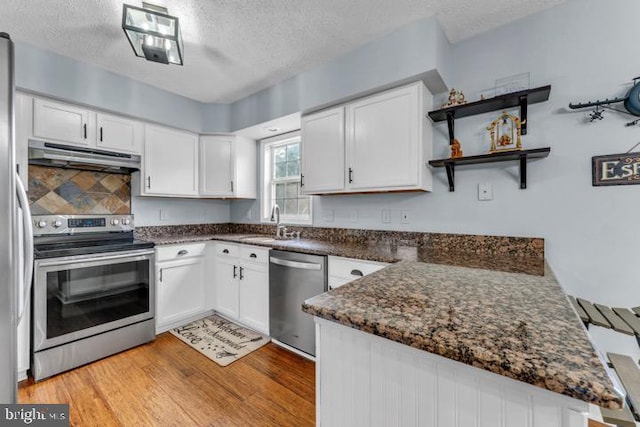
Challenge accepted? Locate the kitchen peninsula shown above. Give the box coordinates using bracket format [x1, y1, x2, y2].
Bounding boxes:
[303, 261, 622, 427]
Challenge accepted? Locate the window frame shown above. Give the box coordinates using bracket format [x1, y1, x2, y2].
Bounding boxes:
[260, 131, 312, 225]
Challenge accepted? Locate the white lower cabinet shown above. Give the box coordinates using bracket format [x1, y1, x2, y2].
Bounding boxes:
[214, 243, 269, 335]
[328, 256, 389, 290]
[155, 243, 207, 333]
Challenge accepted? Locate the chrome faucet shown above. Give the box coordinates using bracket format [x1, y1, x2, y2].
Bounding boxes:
[270, 204, 286, 238]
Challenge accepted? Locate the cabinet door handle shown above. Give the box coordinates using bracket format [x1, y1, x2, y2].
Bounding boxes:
[159, 268, 163, 282]
[350, 269, 363, 277]
[223, 249, 229, 254]
[100, 127, 103, 142]
[239, 266, 244, 280]
[250, 253, 257, 258]
[300, 174, 304, 187]
[233, 265, 238, 278]
[348, 167, 353, 183]
[230, 180, 234, 193]
[83, 123, 87, 139]
[147, 176, 151, 189]
[177, 250, 188, 256]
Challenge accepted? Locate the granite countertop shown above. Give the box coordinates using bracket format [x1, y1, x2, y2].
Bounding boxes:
[141, 233, 543, 275]
[302, 261, 622, 409]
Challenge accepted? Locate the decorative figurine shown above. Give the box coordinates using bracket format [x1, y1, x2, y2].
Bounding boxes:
[442, 88, 467, 108]
[487, 111, 524, 153]
[450, 139, 463, 158]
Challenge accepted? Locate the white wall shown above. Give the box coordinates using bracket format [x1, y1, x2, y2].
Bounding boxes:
[130, 173, 230, 226]
[226, 16, 451, 132]
[231, 0, 640, 360]
[15, 42, 230, 133]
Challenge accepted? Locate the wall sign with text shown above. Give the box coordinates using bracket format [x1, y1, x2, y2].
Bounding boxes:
[592, 152, 640, 186]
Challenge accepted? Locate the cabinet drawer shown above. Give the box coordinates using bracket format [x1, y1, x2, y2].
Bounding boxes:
[239, 245, 269, 264]
[215, 242, 239, 257]
[328, 256, 388, 280]
[156, 243, 206, 262]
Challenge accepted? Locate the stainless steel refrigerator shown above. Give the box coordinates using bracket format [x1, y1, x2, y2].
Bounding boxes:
[1, 32, 34, 403]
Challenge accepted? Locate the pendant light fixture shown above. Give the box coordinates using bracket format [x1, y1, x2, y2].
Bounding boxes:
[122, 2, 184, 65]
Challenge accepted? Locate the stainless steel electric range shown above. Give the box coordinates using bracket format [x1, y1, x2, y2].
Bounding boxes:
[31, 214, 155, 381]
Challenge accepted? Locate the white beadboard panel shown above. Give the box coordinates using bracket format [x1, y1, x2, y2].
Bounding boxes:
[479, 385, 503, 427]
[416, 358, 438, 427]
[436, 363, 457, 427]
[457, 373, 479, 427]
[315, 318, 589, 427]
[504, 390, 532, 427]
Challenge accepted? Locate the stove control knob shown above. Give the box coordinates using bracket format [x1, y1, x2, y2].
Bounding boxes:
[52, 220, 63, 228]
[121, 218, 131, 226]
[110, 219, 120, 226]
[36, 220, 47, 228]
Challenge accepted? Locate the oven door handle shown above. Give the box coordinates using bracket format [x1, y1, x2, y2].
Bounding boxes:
[36, 249, 155, 268]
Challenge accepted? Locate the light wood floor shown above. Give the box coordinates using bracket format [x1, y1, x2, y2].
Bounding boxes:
[19, 333, 315, 427]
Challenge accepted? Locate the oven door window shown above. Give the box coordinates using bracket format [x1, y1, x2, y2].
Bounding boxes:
[46, 259, 150, 339]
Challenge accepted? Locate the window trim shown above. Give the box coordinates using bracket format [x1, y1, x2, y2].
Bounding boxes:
[260, 130, 313, 225]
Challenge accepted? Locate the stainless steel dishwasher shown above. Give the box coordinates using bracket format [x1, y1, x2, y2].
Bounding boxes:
[269, 250, 327, 356]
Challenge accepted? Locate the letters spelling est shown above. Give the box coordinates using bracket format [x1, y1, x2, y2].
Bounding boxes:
[592, 152, 640, 186]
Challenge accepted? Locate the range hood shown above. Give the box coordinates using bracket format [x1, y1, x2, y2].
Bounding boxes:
[28, 140, 141, 173]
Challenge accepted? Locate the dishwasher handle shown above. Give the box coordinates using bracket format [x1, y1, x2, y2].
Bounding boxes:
[269, 256, 322, 270]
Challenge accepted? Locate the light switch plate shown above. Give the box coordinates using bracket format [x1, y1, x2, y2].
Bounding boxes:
[159, 209, 168, 220]
[381, 209, 391, 223]
[478, 183, 493, 201]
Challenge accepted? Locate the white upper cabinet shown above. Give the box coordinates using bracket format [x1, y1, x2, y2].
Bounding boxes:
[301, 81, 433, 194]
[143, 125, 199, 197]
[96, 113, 143, 154]
[33, 98, 95, 147]
[347, 85, 421, 191]
[301, 106, 345, 194]
[31, 96, 144, 156]
[199, 135, 256, 198]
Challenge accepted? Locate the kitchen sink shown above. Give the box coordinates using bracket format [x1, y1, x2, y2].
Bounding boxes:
[239, 235, 294, 244]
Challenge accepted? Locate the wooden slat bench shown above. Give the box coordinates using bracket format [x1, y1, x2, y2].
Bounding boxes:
[569, 297, 640, 425]
[569, 297, 640, 352]
[600, 353, 640, 426]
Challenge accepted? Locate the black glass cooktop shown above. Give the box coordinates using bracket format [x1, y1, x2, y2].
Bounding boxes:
[34, 232, 155, 259]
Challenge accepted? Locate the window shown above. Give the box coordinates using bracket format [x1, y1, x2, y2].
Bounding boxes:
[261, 131, 312, 225]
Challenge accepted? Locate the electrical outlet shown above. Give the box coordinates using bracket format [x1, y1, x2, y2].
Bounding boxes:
[322, 209, 334, 222]
[381, 209, 391, 223]
[478, 183, 494, 201]
[159, 209, 168, 221]
[401, 210, 410, 223]
[350, 210, 359, 223]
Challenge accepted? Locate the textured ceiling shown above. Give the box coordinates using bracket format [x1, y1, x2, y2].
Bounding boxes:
[0, 0, 566, 103]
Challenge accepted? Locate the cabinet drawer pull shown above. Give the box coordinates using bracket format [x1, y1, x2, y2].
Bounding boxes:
[177, 250, 188, 256]
[239, 266, 244, 280]
[250, 253, 257, 258]
[233, 265, 238, 278]
[350, 269, 363, 277]
[100, 127, 103, 142]
[223, 249, 229, 254]
[83, 123, 87, 139]
[348, 167, 353, 183]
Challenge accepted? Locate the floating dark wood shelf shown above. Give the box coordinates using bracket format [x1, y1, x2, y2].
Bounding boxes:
[427, 85, 551, 144]
[428, 147, 551, 192]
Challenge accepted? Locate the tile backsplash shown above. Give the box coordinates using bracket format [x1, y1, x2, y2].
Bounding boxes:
[28, 165, 131, 215]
